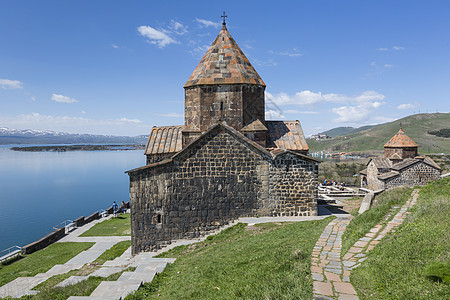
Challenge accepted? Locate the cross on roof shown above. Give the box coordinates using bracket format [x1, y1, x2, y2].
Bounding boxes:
[221, 11, 227, 25]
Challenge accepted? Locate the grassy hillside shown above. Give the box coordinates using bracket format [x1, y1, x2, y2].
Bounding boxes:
[308, 113, 450, 154]
[351, 178, 450, 299]
[127, 218, 332, 299]
[321, 125, 376, 137]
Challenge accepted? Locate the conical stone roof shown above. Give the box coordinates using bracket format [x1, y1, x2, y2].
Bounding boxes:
[184, 24, 265, 88]
[384, 128, 418, 148]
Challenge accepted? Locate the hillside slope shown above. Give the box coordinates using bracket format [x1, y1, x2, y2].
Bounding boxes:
[320, 125, 377, 137]
[308, 113, 450, 154]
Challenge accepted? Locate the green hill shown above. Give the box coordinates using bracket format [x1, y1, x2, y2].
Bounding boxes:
[321, 125, 377, 137]
[308, 113, 450, 154]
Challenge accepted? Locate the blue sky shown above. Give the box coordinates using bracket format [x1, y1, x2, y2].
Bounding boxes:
[1, 1, 449, 136]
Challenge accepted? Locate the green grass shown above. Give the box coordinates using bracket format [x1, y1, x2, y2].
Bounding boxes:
[80, 214, 131, 236]
[92, 240, 131, 265]
[351, 177, 450, 299]
[341, 186, 412, 256]
[26, 268, 131, 300]
[33, 240, 132, 291]
[126, 218, 333, 300]
[0, 242, 94, 287]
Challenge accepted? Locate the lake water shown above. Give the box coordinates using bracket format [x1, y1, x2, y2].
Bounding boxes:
[0, 145, 144, 251]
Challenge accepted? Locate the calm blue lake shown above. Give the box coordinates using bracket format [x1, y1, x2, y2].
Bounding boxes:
[0, 145, 144, 251]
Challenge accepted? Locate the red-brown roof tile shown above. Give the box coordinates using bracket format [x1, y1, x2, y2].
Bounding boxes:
[145, 125, 183, 155]
[384, 128, 418, 148]
[266, 121, 309, 151]
[184, 24, 265, 88]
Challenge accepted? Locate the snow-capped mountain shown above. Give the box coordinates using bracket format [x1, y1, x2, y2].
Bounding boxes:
[0, 127, 148, 145]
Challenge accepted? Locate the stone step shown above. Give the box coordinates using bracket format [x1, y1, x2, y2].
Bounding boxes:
[118, 271, 157, 283]
[102, 259, 130, 267]
[90, 281, 142, 298]
[46, 264, 83, 275]
[90, 267, 124, 278]
[135, 262, 166, 273]
[55, 276, 89, 288]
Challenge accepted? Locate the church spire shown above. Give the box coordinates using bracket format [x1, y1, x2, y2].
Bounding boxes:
[184, 17, 265, 88]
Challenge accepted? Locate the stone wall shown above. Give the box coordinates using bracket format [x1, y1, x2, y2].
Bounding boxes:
[128, 125, 318, 254]
[384, 147, 417, 160]
[146, 153, 174, 165]
[384, 162, 441, 188]
[22, 227, 65, 254]
[366, 161, 383, 190]
[129, 129, 268, 254]
[184, 85, 265, 133]
[269, 152, 318, 216]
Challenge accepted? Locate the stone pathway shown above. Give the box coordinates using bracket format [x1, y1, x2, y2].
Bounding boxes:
[311, 189, 420, 299]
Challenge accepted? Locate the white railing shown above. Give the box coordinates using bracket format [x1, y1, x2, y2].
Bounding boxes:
[0, 245, 22, 263]
[53, 219, 75, 233]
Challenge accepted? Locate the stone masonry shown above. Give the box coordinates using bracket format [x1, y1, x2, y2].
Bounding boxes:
[128, 124, 319, 254]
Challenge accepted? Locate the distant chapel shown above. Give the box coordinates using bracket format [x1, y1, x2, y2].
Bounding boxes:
[360, 128, 441, 190]
[127, 19, 320, 254]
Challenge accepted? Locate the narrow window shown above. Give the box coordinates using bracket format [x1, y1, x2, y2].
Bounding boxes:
[220, 101, 224, 111]
[157, 214, 162, 224]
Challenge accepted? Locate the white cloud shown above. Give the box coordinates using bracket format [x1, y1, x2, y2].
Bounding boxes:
[368, 61, 394, 75]
[284, 109, 319, 115]
[269, 48, 302, 57]
[266, 90, 385, 106]
[196, 18, 220, 29]
[251, 58, 277, 67]
[397, 103, 419, 110]
[155, 112, 183, 118]
[117, 117, 143, 123]
[265, 110, 285, 120]
[51, 94, 78, 104]
[372, 116, 396, 123]
[332, 101, 385, 123]
[111, 44, 119, 49]
[31, 96, 36, 101]
[0, 78, 23, 89]
[266, 90, 386, 124]
[377, 46, 405, 51]
[137, 25, 178, 48]
[81, 110, 87, 114]
[169, 20, 188, 35]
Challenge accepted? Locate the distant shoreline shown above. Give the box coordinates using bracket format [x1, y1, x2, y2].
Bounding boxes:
[10, 144, 145, 152]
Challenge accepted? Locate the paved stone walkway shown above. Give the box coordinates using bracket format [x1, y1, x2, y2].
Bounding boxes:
[311, 189, 419, 299]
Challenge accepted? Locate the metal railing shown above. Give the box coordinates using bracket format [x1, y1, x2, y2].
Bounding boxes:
[0, 245, 22, 263]
[53, 219, 75, 233]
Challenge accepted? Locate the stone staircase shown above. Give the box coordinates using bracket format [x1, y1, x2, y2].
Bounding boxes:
[67, 248, 175, 300]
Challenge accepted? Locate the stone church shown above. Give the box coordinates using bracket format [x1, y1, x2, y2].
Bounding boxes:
[360, 128, 441, 190]
[127, 20, 320, 254]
